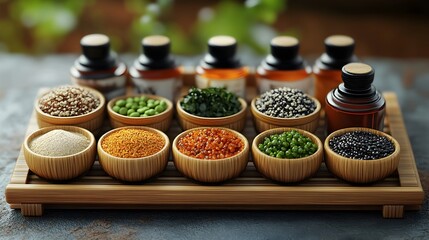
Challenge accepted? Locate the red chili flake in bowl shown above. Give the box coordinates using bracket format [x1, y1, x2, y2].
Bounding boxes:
[177, 128, 244, 160]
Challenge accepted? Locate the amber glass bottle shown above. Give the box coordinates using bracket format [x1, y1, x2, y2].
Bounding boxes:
[130, 35, 181, 101]
[313, 35, 357, 108]
[256, 36, 311, 94]
[70, 34, 127, 100]
[325, 63, 386, 134]
[195, 36, 248, 98]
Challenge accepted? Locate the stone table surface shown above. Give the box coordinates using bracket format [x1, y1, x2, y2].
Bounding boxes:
[1, 54, 428, 239]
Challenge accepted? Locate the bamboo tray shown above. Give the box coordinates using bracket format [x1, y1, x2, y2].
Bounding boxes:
[5, 91, 424, 218]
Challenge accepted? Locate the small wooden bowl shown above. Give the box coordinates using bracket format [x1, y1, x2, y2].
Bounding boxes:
[97, 126, 170, 182]
[172, 127, 249, 183]
[325, 127, 400, 184]
[35, 86, 105, 136]
[176, 98, 247, 132]
[23, 126, 96, 181]
[252, 128, 323, 183]
[107, 94, 173, 132]
[250, 95, 321, 133]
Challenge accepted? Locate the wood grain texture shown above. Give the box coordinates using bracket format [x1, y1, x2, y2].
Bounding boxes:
[250, 96, 321, 133]
[23, 126, 96, 181]
[252, 128, 323, 183]
[97, 127, 170, 182]
[4, 91, 424, 218]
[35, 86, 106, 136]
[325, 127, 400, 184]
[176, 98, 247, 132]
[107, 94, 173, 132]
[172, 127, 249, 183]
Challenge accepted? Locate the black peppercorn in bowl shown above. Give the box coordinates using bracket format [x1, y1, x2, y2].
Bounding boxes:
[250, 88, 321, 133]
[35, 85, 105, 136]
[324, 127, 400, 184]
[176, 87, 247, 132]
[252, 127, 323, 183]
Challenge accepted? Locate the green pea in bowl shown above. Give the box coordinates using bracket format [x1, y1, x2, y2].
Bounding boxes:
[252, 127, 323, 183]
[107, 94, 173, 132]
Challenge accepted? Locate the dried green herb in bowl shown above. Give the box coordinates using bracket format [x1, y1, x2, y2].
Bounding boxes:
[180, 87, 242, 117]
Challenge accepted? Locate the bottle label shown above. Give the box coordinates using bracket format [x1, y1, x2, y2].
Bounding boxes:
[71, 75, 127, 101]
[132, 77, 181, 102]
[256, 76, 313, 94]
[195, 75, 245, 98]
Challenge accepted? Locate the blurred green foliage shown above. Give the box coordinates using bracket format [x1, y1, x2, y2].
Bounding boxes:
[0, 0, 286, 55]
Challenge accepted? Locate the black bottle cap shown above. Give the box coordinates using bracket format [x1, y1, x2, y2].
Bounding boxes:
[78, 34, 117, 69]
[136, 35, 175, 70]
[316, 35, 358, 70]
[342, 62, 374, 91]
[201, 36, 241, 69]
[262, 36, 305, 70]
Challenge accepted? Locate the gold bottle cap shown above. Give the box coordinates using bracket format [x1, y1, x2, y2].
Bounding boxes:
[81, 34, 110, 46]
[344, 63, 372, 75]
[325, 35, 354, 46]
[209, 36, 236, 46]
[143, 35, 170, 46]
[271, 36, 299, 47]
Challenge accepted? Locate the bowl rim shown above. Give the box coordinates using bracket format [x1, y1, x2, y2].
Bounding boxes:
[24, 126, 96, 159]
[97, 126, 170, 161]
[172, 127, 249, 162]
[176, 97, 247, 121]
[252, 127, 323, 162]
[250, 94, 321, 123]
[324, 127, 401, 162]
[107, 94, 173, 121]
[35, 85, 106, 120]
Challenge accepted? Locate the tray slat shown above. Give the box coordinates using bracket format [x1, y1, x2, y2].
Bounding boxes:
[5, 91, 424, 218]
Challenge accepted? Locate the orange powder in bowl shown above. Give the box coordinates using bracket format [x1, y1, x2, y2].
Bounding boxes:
[101, 128, 165, 158]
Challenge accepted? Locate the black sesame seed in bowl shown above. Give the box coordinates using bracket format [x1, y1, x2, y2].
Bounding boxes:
[324, 127, 400, 184]
[250, 87, 321, 133]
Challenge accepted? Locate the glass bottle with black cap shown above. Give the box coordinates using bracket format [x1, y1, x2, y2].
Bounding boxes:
[70, 34, 127, 100]
[313, 35, 358, 108]
[195, 35, 248, 98]
[325, 62, 386, 133]
[256, 36, 312, 94]
[130, 35, 181, 101]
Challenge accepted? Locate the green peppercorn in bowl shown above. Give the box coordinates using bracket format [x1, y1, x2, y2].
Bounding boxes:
[107, 94, 173, 132]
[250, 88, 321, 133]
[35, 85, 106, 135]
[252, 128, 323, 183]
[176, 87, 247, 132]
[325, 127, 400, 184]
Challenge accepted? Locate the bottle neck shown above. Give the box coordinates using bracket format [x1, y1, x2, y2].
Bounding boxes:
[328, 83, 385, 112]
[315, 53, 358, 70]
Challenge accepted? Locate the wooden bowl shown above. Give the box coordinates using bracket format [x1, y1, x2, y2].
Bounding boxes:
[250, 95, 321, 133]
[107, 94, 173, 132]
[252, 128, 323, 183]
[176, 98, 247, 132]
[97, 126, 170, 182]
[172, 127, 249, 183]
[23, 126, 96, 181]
[35, 86, 105, 136]
[325, 127, 400, 184]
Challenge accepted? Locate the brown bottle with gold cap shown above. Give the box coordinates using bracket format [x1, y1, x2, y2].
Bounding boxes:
[325, 62, 386, 134]
[313, 35, 357, 108]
